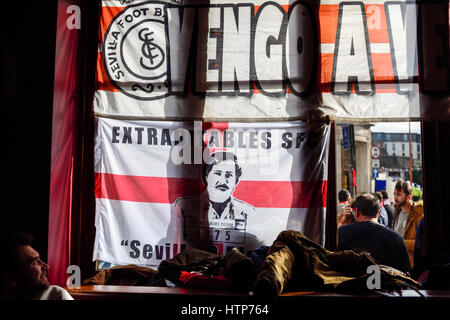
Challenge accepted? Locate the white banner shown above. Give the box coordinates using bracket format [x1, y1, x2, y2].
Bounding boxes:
[95, 0, 320, 119]
[93, 118, 330, 267]
[92, 0, 450, 121]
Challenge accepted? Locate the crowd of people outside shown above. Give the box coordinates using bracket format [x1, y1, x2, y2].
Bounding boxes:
[337, 179, 425, 276]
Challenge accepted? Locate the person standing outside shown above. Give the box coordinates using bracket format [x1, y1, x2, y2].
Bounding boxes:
[380, 190, 394, 229]
[392, 179, 424, 267]
[373, 192, 389, 227]
[337, 189, 351, 212]
[338, 193, 411, 273]
[337, 189, 351, 228]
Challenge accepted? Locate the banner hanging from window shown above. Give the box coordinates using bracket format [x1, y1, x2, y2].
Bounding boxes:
[94, 0, 448, 121]
[93, 118, 329, 266]
[319, 0, 447, 120]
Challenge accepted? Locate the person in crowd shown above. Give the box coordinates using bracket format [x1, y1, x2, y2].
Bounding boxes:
[338, 193, 411, 273]
[337, 189, 351, 212]
[373, 191, 389, 227]
[380, 190, 394, 229]
[1, 232, 74, 300]
[412, 186, 422, 203]
[337, 189, 351, 228]
[392, 179, 424, 267]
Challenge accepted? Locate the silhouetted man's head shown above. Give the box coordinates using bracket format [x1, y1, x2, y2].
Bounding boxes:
[2, 233, 50, 297]
[338, 189, 351, 202]
[380, 190, 389, 201]
[351, 193, 380, 219]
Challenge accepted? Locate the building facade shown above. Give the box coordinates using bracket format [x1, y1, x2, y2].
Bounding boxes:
[371, 132, 421, 161]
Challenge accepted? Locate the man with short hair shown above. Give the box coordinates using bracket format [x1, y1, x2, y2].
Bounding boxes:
[338, 193, 411, 273]
[337, 189, 351, 227]
[373, 191, 389, 227]
[1, 233, 74, 300]
[337, 189, 351, 212]
[393, 179, 424, 267]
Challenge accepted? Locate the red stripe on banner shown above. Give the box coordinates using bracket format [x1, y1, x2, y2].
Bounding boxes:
[95, 173, 327, 208]
[365, 4, 389, 44]
[202, 122, 229, 131]
[96, 52, 119, 92]
[203, 122, 230, 154]
[319, 4, 389, 44]
[319, 4, 339, 44]
[95, 173, 206, 204]
[100, 6, 125, 40]
[235, 180, 327, 208]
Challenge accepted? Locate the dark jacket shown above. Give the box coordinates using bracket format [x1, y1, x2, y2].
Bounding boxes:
[384, 203, 395, 229]
[253, 230, 420, 298]
[393, 201, 424, 266]
[82, 264, 157, 286]
[338, 221, 411, 273]
[158, 247, 254, 291]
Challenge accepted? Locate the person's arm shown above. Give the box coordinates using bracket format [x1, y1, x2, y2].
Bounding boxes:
[404, 239, 415, 252]
[339, 206, 355, 227]
[396, 238, 412, 273]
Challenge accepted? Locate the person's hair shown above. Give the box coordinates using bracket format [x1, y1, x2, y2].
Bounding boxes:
[395, 179, 413, 196]
[372, 191, 382, 201]
[338, 189, 350, 202]
[351, 193, 380, 218]
[2, 232, 35, 275]
[380, 190, 389, 200]
[202, 151, 242, 185]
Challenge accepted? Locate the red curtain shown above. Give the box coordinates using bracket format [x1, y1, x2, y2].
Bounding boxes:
[48, 0, 81, 286]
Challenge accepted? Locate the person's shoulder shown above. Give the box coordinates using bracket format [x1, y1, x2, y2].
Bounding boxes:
[174, 193, 203, 207]
[37, 285, 74, 300]
[338, 222, 359, 234]
[411, 201, 424, 216]
[378, 224, 405, 241]
[232, 197, 256, 213]
[340, 221, 382, 235]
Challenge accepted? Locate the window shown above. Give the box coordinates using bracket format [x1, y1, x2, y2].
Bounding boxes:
[402, 144, 405, 151]
[386, 134, 391, 141]
[392, 144, 396, 151]
[417, 144, 420, 152]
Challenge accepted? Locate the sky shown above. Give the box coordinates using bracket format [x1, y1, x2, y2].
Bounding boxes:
[370, 122, 421, 134]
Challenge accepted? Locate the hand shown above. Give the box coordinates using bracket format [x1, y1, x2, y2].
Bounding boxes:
[341, 206, 355, 225]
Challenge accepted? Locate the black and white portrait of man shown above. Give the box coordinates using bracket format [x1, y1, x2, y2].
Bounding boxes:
[174, 151, 255, 232]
